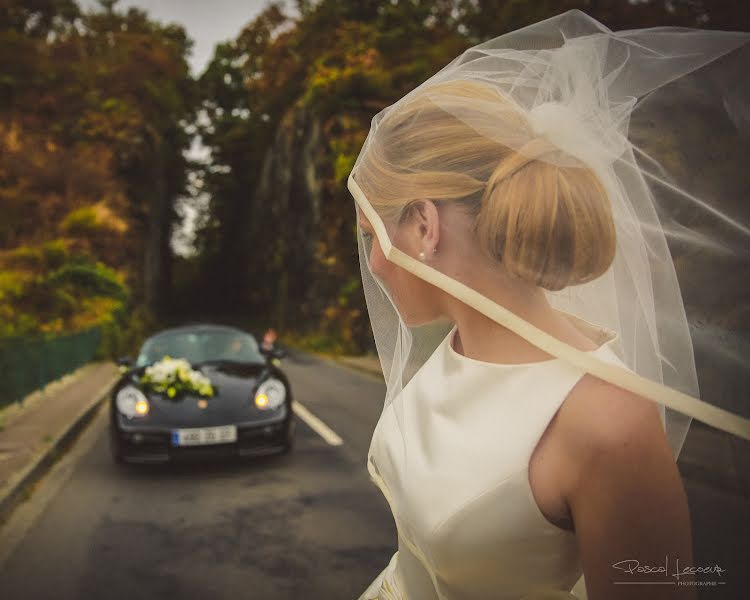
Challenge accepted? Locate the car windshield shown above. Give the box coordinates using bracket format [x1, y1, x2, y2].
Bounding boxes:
[135, 329, 265, 367]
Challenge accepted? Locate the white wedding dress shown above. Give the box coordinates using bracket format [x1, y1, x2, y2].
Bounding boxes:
[358, 312, 630, 600]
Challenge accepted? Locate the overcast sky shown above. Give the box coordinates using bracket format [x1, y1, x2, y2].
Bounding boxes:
[79, 0, 299, 77]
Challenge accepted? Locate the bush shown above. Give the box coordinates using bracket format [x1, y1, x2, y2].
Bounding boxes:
[45, 260, 129, 303]
[0, 247, 131, 338]
[60, 206, 99, 236]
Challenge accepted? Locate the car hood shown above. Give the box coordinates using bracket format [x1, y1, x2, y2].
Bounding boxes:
[119, 361, 281, 426]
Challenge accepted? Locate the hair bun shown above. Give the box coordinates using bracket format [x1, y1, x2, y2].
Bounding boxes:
[476, 152, 616, 291]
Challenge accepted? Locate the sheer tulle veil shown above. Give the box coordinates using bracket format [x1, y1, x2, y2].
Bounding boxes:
[347, 9, 750, 468]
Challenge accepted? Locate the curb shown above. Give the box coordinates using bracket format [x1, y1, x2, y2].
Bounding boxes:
[281, 340, 383, 380]
[0, 370, 120, 527]
[0, 363, 96, 430]
[305, 351, 384, 380]
[333, 357, 384, 380]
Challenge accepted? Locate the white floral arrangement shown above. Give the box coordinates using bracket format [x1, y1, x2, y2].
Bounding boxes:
[139, 356, 215, 398]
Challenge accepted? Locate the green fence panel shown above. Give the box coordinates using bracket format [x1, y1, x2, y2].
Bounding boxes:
[0, 327, 102, 409]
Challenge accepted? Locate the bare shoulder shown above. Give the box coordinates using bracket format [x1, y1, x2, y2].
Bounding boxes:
[552, 373, 697, 596]
[554, 371, 669, 486]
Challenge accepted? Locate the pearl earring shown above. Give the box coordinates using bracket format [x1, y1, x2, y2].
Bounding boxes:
[419, 251, 426, 261]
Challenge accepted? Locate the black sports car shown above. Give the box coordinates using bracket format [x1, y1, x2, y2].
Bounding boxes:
[110, 324, 295, 464]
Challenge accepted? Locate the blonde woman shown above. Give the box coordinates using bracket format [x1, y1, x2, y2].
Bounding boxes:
[349, 10, 750, 600]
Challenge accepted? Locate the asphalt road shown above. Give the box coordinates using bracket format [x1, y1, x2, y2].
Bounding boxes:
[0, 348, 748, 599]
[0, 350, 396, 600]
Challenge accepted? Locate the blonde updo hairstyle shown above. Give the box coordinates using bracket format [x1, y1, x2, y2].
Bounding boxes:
[355, 79, 616, 292]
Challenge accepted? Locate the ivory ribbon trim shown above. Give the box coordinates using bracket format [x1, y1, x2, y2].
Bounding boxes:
[350, 174, 750, 442]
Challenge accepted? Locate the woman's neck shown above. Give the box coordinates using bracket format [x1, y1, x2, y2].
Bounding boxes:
[445, 281, 593, 362]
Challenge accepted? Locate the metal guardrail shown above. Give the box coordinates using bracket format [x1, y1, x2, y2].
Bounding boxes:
[0, 327, 102, 408]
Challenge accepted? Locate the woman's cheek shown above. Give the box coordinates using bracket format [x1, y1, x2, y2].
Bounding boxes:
[370, 241, 387, 278]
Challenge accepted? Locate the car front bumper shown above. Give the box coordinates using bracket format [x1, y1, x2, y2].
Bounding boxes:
[111, 417, 293, 463]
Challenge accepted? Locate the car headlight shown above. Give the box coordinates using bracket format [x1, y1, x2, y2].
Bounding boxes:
[116, 386, 150, 418]
[254, 378, 286, 410]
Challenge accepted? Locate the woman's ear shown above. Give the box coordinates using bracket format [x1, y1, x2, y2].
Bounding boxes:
[405, 200, 441, 249]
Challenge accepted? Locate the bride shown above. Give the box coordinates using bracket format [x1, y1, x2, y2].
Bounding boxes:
[347, 9, 750, 600]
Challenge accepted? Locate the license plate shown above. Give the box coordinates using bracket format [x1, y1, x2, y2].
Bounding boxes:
[171, 425, 237, 446]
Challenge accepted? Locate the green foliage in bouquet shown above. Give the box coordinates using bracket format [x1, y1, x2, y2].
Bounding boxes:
[139, 356, 215, 399]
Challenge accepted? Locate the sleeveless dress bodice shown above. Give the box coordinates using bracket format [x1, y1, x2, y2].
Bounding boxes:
[358, 314, 629, 600]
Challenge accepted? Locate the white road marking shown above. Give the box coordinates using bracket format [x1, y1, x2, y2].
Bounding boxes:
[292, 400, 343, 446]
[0, 396, 345, 566]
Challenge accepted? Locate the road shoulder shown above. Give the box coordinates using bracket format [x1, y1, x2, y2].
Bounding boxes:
[0, 362, 120, 526]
